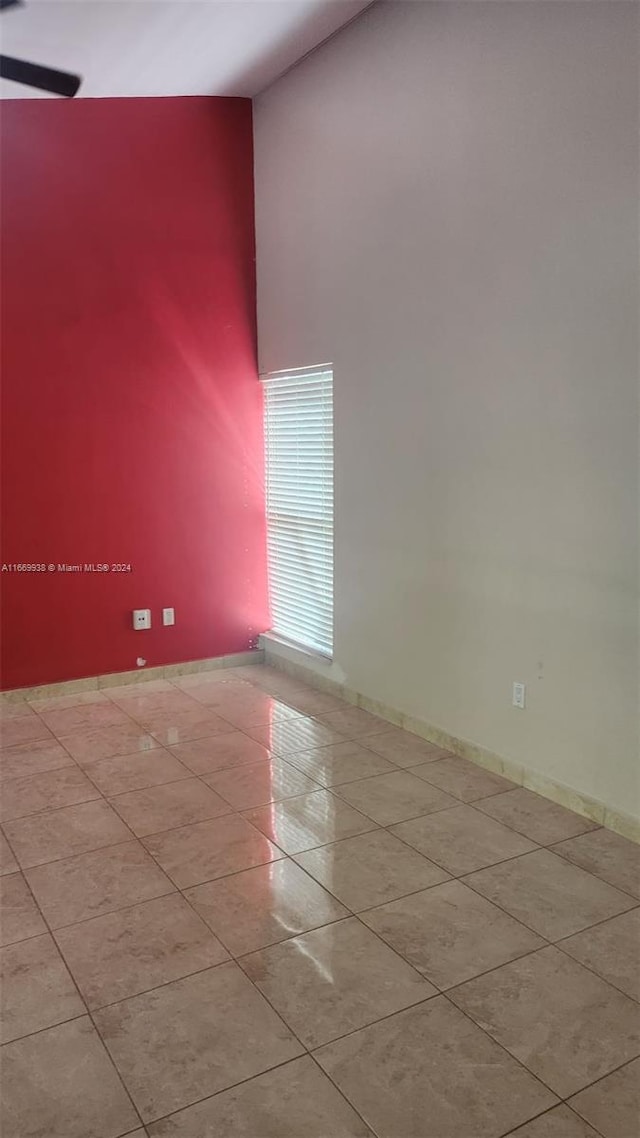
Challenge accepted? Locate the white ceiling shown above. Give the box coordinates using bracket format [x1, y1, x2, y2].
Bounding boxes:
[0, 0, 372, 99]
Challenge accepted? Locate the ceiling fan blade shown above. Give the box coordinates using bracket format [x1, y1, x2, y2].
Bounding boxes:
[0, 0, 23, 10]
[0, 54, 81, 96]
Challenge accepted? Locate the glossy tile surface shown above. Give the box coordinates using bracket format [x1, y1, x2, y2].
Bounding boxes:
[282, 688, 346, 715]
[203, 757, 321, 809]
[362, 727, 448, 767]
[143, 814, 284, 888]
[146, 1056, 374, 1137]
[412, 755, 516, 802]
[176, 678, 255, 704]
[508, 1105, 601, 1137]
[94, 963, 303, 1121]
[0, 715, 53, 749]
[0, 738, 75, 782]
[55, 893, 229, 1008]
[60, 723, 160, 765]
[475, 788, 601, 845]
[39, 702, 132, 736]
[0, 830, 19, 876]
[552, 827, 640, 899]
[169, 731, 272, 774]
[4, 798, 132, 868]
[185, 858, 348, 955]
[246, 716, 347, 754]
[175, 668, 253, 688]
[26, 841, 174, 927]
[450, 946, 640, 1097]
[241, 917, 434, 1047]
[128, 705, 228, 741]
[286, 741, 397, 786]
[110, 688, 199, 721]
[568, 1057, 640, 1138]
[83, 747, 191, 796]
[106, 680, 178, 702]
[316, 998, 558, 1138]
[361, 879, 544, 988]
[244, 789, 376, 854]
[294, 828, 449, 910]
[0, 1016, 140, 1138]
[142, 708, 235, 746]
[336, 770, 457, 826]
[109, 777, 231, 836]
[316, 707, 390, 738]
[391, 803, 537, 875]
[0, 873, 46, 945]
[2, 663, 636, 1138]
[464, 848, 636, 940]
[201, 691, 303, 729]
[0, 765, 100, 823]
[0, 701, 37, 720]
[0, 932, 85, 1042]
[560, 908, 640, 1001]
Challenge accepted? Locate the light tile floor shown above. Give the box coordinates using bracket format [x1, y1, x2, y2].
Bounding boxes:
[1, 665, 639, 1138]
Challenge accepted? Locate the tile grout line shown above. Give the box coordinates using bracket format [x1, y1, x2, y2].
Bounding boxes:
[1, 767, 510, 858]
[121, 668, 640, 1114]
[3, 777, 637, 932]
[306, 1051, 385, 1138]
[0, 750, 279, 1130]
[143, 1053, 376, 1136]
[551, 924, 640, 1005]
[3, 767, 638, 941]
[6, 713, 554, 1134]
[2, 705, 633, 937]
[438, 988, 565, 1103]
[2, 881, 634, 1133]
[285, 827, 640, 1003]
[25, 879, 178, 936]
[150, 771, 640, 1130]
[458, 862, 640, 947]
[382, 802, 640, 905]
[559, 1053, 640, 1116]
[3, 832, 159, 875]
[6, 663, 640, 839]
[2, 690, 621, 852]
[0, 822, 146, 1133]
[560, 1052, 640, 1104]
[146, 813, 398, 1138]
[2, 671, 637, 1133]
[498, 1100, 607, 1138]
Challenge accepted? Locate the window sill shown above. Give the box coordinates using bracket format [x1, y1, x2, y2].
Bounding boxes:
[259, 631, 333, 665]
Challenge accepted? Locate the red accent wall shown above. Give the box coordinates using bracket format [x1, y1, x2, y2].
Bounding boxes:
[0, 97, 268, 690]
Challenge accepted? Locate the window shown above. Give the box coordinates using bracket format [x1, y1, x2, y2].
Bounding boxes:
[262, 365, 333, 657]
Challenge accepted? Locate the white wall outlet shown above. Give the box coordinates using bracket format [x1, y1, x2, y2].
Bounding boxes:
[512, 681, 526, 709]
[132, 609, 151, 630]
[162, 607, 175, 626]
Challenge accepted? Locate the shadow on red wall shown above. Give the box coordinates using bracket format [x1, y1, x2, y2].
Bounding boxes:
[0, 96, 268, 689]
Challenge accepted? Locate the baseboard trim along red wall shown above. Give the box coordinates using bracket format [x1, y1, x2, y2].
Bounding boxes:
[0, 96, 269, 689]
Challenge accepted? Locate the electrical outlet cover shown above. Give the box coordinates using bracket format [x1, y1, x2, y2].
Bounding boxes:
[512, 682, 526, 709]
[132, 609, 151, 630]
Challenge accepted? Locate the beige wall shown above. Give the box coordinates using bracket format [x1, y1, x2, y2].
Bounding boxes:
[254, 1, 639, 819]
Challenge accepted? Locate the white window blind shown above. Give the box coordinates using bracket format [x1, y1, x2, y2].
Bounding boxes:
[263, 366, 333, 658]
